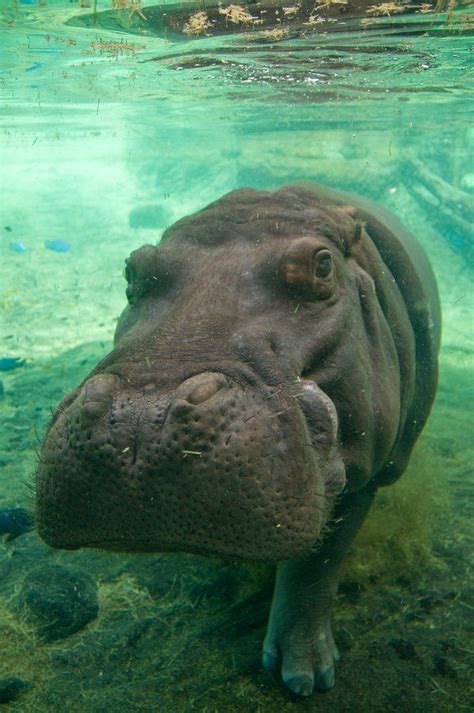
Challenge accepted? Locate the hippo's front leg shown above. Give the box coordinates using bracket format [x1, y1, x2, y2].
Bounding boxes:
[263, 487, 375, 697]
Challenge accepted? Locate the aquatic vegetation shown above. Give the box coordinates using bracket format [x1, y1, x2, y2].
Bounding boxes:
[111, 0, 148, 21]
[89, 38, 146, 55]
[0, 598, 52, 699]
[259, 27, 291, 40]
[218, 4, 258, 25]
[182, 11, 213, 36]
[282, 4, 301, 17]
[98, 573, 160, 619]
[305, 11, 334, 24]
[347, 445, 446, 582]
[316, 0, 349, 7]
[366, 2, 406, 16]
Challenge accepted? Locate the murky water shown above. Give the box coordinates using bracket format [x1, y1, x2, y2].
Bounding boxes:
[0, 1, 473, 711]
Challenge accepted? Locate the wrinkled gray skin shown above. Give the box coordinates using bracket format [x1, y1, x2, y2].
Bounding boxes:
[36, 184, 440, 697]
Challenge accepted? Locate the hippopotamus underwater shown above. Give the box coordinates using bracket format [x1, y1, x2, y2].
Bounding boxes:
[36, 183, 440, 697]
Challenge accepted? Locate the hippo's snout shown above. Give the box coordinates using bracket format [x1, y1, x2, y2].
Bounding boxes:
[37, 368, 327, 561]
[71, 372, 229, 445]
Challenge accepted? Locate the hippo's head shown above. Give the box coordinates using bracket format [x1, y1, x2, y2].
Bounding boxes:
[36, 185, 407, 561]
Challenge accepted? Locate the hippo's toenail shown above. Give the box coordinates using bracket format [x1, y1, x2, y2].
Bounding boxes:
[314, 664, 335, 691]
[284, 674, 314, 697]
[262, 650, 279, 673]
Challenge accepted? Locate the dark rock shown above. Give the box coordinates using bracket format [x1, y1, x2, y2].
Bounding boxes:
[19, 564, 99, 642]
[389, 638, 419, 661]
[334, 628, 354, 653]
[0, 508, 34, 541]
[0, 677, 31, 704]
[432, 654, 457, 678]
[339, 580, 364, 603]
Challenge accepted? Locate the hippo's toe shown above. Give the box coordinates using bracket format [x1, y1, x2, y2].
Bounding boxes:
[263, 616, 339, 697]
[284, 674, 314, 697]
[314, 662, 336, 691]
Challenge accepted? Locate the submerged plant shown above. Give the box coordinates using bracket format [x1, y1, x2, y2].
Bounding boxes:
[366, 2, 406, 17]
[183, 11, 213, 35]
[218, 4, 258, 25]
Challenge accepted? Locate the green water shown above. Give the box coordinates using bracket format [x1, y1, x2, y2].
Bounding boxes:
[0, 1, 473, 711]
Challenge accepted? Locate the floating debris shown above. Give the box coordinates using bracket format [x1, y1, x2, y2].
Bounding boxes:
[25, 62, 43, 72]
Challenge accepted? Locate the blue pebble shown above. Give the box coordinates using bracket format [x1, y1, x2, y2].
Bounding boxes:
[45, 239, 71, 253]
[0, 357, 26, 372]
[9, 241, 26, 252]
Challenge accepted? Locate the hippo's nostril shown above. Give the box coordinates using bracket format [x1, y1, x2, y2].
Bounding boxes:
[83, 374, 121, 403]
[173, 372, 228, 407]
[81, 401, 109, 422]
[77, 373, 121, 425]
[187, 379, 223, 405]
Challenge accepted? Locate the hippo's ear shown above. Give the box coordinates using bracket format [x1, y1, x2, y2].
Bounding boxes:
[353, 221, 365, 244]
[335, 205, 366, 256]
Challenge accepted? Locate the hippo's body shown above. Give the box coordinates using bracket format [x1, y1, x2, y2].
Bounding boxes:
[36, 184, 440, 696]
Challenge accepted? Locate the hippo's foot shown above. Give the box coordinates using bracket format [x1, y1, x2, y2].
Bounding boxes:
[263, 609, 340, 697]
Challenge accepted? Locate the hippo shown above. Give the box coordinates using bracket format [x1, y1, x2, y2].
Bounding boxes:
[35, 183, 440, 697]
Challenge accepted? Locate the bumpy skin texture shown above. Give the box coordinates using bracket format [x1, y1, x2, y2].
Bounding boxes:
[36, 184, 440, 696]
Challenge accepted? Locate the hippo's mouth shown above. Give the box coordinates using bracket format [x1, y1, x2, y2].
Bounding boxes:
[35, 369, 345, 562]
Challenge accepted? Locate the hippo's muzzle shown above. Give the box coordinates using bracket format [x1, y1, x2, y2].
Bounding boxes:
[37, 368, 338, 561]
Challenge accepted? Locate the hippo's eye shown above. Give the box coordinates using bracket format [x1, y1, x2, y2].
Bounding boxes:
[313, 250, 333, 279]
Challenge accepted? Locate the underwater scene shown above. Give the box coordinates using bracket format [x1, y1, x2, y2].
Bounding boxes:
[0, 0, 473, 710]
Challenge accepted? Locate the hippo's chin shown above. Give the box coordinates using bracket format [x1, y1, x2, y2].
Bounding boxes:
[55, 534, 322, 562]
[36, 455, 327, 562]
[38, 517, 324, 563]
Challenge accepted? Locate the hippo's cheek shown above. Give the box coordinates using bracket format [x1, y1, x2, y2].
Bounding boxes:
[36, 383, 326, 562]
